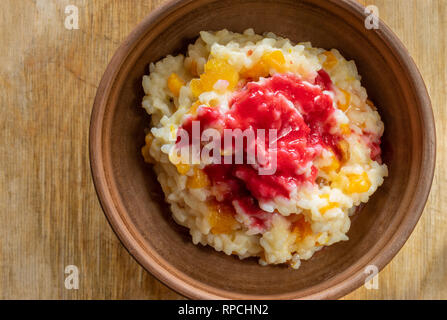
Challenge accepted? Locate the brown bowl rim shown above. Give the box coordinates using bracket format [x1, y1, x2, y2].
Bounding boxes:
[89, 0, 436, 299]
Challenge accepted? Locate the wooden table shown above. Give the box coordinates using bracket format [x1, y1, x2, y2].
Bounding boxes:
[0, 0, 445, 299]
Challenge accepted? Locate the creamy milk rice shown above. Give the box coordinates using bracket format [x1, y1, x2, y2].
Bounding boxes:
[140, 29, 388, 269]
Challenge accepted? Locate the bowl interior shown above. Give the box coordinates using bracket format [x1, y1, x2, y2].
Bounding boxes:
[95, 0, 432, 299]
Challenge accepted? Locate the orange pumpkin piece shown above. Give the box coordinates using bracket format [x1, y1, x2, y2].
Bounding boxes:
[291, 214, 312, 243]
[322, 51, 338, 69]
[340, 123, 351, 136]
[241, 50, 287, 80]
[188, 101, 202, 115]
[346, 172, 371, 194]
[191, 58, 239, 97]
[332, 172, 371, 194]
[167, 73, 185, 97]
[187, 167, 210, 189]
[321, 154, 341, 174]
[262, 50, 286, 72]
[208, 201, 238, 234]
[319, 194, 340, 214]
[241, 61, 269, 79]
[190, 79, 202, 97]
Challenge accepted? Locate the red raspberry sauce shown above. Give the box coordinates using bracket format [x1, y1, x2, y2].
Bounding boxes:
[179, 72, 341, 230]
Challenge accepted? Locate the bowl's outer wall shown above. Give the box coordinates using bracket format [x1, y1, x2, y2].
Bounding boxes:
[90, 0, 435, 299]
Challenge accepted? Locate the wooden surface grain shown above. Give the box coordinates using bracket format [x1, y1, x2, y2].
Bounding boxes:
[0, 0, 445, 299]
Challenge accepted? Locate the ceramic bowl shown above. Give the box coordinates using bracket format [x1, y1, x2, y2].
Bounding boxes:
[90, 0, 435, 299]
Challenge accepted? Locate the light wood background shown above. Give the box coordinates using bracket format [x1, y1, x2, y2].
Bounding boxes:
[0, 0, 445, 299]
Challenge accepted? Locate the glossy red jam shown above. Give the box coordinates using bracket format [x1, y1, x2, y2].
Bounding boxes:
[178, 72, 341, 230]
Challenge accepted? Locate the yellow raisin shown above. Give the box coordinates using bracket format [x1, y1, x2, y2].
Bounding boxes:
[141, 133, 155, 164]
[141, 145, 153, 164]
[208, 201, 238, 234]
[167, 73, 185, 97]
[316, 176, 329, 187]
[187, 167, 210, 189]
[366, 99, 377, 111]
[338, 88, 351, 111]
[322, 51, 338, 69]
[145, 132, 154, 146]
[338, 140, 350, 163]
[189, 60, 199, 77]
